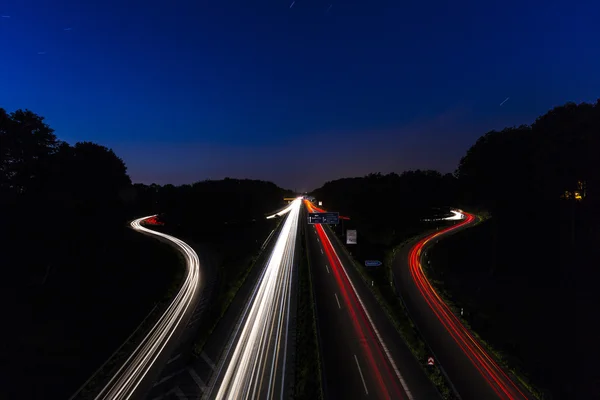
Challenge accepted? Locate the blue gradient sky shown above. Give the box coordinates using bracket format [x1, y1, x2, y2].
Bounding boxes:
[1, 0, 598, 191]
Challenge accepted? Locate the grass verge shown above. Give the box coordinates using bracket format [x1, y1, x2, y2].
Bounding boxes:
[327, 225, 458, 400]
[71, 227, 187, 400]
[294, 218, 324, 400]
[423, 217, 544, 399]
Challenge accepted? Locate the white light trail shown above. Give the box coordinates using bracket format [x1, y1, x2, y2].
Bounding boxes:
[423, 209, 465, 222]
[214, 198, 301, 400]
[266, 198, 301, 219]
[443, 210, 465, 220]
[94, 215, 202, 400]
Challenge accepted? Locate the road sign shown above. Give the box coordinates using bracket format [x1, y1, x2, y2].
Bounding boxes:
[308, 212, 339, 224]
[427, 357, 435, 366]
[365, 260, 382, 267]
[346, 229, 357, 244]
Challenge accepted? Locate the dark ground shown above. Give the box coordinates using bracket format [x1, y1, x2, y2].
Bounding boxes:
[0, 225, 181, 400]
[155, 217, 280, 320]
[427, 218, 590, 399]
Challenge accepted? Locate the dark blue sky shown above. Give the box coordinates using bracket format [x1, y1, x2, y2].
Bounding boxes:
[1, 0, 598, 191]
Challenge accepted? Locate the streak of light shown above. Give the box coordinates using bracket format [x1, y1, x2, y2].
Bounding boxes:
[443, 210, 464, 220]
[422, 209, 464, 221]
[93, 215, 202, 400]
[290, 1, 295, 8]
[266, 198, 301, 219]
[500, 97, 510, 106]
[408, 213, 529, 399]
[214, 199, 301, 399]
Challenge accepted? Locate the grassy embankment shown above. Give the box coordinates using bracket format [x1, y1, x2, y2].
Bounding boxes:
[56, 225, 185, 400]
[190, 217, 284, 357]
[425, 217, 545, 399]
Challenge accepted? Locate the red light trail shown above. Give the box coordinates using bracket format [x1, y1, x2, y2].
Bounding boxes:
[409, 213, 529, 400]
[306, 200, 408, 400]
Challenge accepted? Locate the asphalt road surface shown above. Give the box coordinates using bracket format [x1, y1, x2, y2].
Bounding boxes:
[206, 198, 301, 400]
[305, 200, 439, 400]
[392, 212, 532, 400]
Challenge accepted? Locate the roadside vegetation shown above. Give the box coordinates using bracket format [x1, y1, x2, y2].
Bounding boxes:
[426, 219, 547, 399]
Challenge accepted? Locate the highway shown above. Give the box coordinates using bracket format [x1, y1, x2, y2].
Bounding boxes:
[79, 215, 203, 400]
[206, 198, 301, 400]
[392, 211, 532, 400]
[305, 200, 439, 400]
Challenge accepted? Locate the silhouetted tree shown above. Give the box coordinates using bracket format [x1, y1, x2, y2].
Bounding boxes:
[0, 108, 137, 282]
[310, 170, 457, 246]
[0, 108, 60, 198]
[133, 178, 290, 230]
[455, 125, 534, 217]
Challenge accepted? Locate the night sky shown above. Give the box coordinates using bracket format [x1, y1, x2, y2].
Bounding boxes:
[1, 0, 598, 191]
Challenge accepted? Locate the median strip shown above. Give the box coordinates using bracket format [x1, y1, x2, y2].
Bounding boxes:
[294, 210, 324, 400]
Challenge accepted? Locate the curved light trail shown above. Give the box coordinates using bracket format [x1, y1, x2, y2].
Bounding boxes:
[95, 215, 202, 400]
[409, 213, 529, 399]
[213, 198, 301, 400]
[422, 209, 465, 222]
[442, 210, 465, 220]
[266, 199, 299, 219]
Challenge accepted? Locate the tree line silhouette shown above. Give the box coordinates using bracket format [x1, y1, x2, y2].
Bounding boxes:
[132, 178, 292, 229]
[0, 108, 290, 284]
[311, 170, 458, 246]
[310, 100, 600, 398]
[310, 100, 599, 253]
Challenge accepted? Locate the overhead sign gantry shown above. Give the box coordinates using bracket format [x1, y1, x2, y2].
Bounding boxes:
[308, 212, 339, 224]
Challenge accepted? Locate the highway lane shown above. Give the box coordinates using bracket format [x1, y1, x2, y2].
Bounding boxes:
[305, 200, 439, 400]
[206, 198, 301, 400]
[74, 215, 203, 400]
[393, 211, 532, 400]
[305, 218, 373, 399]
